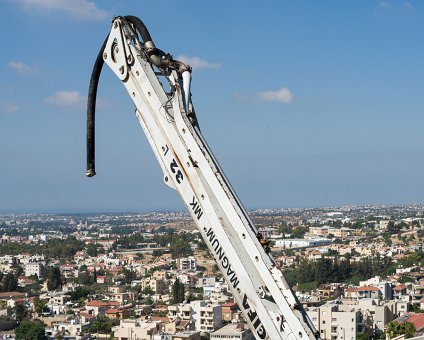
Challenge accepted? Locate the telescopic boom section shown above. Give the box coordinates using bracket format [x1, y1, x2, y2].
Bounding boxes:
[86, 16, 319, 340]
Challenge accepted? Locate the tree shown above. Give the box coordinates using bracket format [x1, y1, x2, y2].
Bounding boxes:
[15, 320, 48, 340]
[152, 249, 164, 257]
[69, 286, 92, 301]
[89, 315, 119, 334]
[356, 333, 369, 340]
[33, 297, 48, 315]
[386, 321, 416, 339]
[291, 227, 308, 239]
[1, 272, 18, 292]
[76, 271, 95, 286]
[14, 303, 29, 322]
[121, 267, 137, 284]
[86, 243, 98, 257]
[47, 267, 62, 291]
[387, 221, 399, 234]
[142, 286, 154, 296]
[172, 278, 185, 303]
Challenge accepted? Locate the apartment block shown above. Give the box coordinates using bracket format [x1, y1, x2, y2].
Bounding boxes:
[210, 323, 254, 340]
[112, 319, 162, 340]
[190, 300, 222, 333]
[307, 304, 360, 340]
[142, 277, 166, 294]
[176, 257, 197, 271]
[25, 262, 42, 278]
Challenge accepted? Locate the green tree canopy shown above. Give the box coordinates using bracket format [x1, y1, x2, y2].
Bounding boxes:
[172, 278, 185, 304]
[14, 303, 29, 322]
[15, 320, 48, 340]
[33, 297, 48, 315]
[142, 286, 154, 296]
[47, 267, 62, 291]
[386, 321, 416, 339]
[1, 272, 18, 292]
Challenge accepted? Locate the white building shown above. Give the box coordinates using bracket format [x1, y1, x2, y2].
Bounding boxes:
[48, 319, 82, 337]
[177, 257, 197, 271]
[274, 238, 331, 249]
[307, 303, 360, 340]
[112, 319, 162, 340]
[168, 304, 194, 323]
[25, 262, 42, 278]
[210, 323, 254, 340]
[190, 300, 222, 333]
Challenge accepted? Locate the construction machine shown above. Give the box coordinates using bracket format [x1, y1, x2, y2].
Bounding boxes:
[86, 16, 318, 340]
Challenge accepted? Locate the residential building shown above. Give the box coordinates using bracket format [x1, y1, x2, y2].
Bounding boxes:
[25, 263, 42, 278]
[177, 257, 197, 271]
[190, 300, 222, 333]
[142, 278, 166, 294]
[210, 323, 254, 340]
[221, 302, 240, 322]
[168, 304, 194, 323]
[112, 319, 162, 340]
[344, 286, 381, 300]
[307, 303, 360, 340]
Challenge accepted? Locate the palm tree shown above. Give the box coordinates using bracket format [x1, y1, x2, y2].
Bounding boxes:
[402, 321, 416, 339]
[386, 321, 403, 339]
[386, 321, 416, 339]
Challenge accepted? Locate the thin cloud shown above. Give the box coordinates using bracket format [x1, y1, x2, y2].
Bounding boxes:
[377, 1, 391, 9]
[176, 55, 221, 70]
[8, 61, 34, 75]
[45, 91, 86, 108]
[16, 0, 108, 21]
[257, 87, 293, 104]
[404, 2, 414, 11]
[375, 1, 414, 12]
[0, 101, 19, 114]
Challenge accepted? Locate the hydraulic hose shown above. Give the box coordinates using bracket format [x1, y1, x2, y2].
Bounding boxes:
[124, 15, 174, 72]
[86, 35, 108, 177]
[124, 16, 154, 46]
[86, 16, 189, 177]
[86, 16, 153, 178]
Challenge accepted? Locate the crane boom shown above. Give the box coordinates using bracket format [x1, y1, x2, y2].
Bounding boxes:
[86, 16, 318, 340]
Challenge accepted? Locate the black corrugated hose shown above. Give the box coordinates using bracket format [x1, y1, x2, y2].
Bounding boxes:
[86, 35, 108, 177]
[86, 16, 154, 177]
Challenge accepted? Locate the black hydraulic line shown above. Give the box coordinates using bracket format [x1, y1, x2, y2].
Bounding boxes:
[86, 16, 153, 178]
[86, 35, 108, 177]
[86, 16, 188, 178]
[124, 16, 153, 45]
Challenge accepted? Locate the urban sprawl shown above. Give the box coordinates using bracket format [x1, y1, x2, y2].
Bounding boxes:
[1, 204, 424, 340]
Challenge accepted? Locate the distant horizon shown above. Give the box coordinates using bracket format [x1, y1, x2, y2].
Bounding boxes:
[1, 200, 423, 216]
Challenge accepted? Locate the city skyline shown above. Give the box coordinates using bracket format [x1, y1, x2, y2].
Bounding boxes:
[1, 1, 423, 213]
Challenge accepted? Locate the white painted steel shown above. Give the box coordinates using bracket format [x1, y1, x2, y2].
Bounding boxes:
[181, 70, 191, 112]
[101, 17, 318, 340]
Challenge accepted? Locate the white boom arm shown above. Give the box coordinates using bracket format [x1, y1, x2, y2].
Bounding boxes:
[86, 16, 318, 340]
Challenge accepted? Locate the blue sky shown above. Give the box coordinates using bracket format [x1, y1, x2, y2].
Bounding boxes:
[0, 0, 423, 213]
